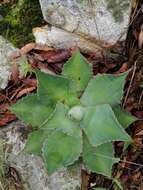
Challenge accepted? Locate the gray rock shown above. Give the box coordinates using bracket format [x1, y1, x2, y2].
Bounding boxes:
[0, 121, 81, 190]
[37, 0, 131, 52]
[33, 26, 102, 54]
[0, 36, 26, 89]
[0, 36, 17, 89]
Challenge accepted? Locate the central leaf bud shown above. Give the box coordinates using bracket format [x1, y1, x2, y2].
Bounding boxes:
[68, 106, 83, 121]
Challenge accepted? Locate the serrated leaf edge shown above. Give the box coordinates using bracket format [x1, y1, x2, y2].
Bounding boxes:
[83, 104, 132, 147]
[41, 130, 83, 174]
[62, 51, 93, 77]
[35, 70, 74, 96]
[10, 94, 36, 125]
[83, 142, 118, 178]
[82, 71, 129, 106]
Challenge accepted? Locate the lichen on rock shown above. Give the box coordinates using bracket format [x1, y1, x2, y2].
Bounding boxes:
[39, 0, 131, 45]
[0, 36, 18, 89]
[0, 36, 27, 89]
[106, 0, 130, 23]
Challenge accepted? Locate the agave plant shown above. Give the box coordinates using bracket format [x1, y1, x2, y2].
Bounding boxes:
[10, 51, 137, 178]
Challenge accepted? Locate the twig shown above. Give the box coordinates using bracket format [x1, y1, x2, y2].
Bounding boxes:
[123, 61, 137, 108]
[138, 89, 143, 105]
[0, 181, 4, 190]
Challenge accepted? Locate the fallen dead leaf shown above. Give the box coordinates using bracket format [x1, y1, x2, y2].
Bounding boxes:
[20, 43, 36, 55]
[16, 86, 36, 99]
[34, 44, 54, 51]
[38, 50, 70, 63]
[10, 62, 19, 82]
[138, 24, 143, 48]
[115, 63, 128, 74]
[136, 130, 143, 136]
[81, 170, 90, 190]
[0, 109, 16, 126]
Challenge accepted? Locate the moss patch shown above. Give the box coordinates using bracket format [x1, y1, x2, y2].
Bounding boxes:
[0, 0, 44, 47]
[106, 0, 130, 23]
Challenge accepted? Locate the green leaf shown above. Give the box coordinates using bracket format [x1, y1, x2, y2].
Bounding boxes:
[113, 178, 123, 190]
[62, 51, 92, 95]
[113, 106, 137, 129]
[36, 70, 78, 106]
[83, 136, 119, 178]
[41, 102, 79, 135]
[93, 188, 108, 190]
[81, 104, 131, 147]
[43, 129, 82, 174]
[81, 72, 128, 106]
[10, 94, 54, 127]
[24, 129, 52, 155]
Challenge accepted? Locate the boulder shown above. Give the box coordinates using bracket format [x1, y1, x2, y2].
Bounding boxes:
[0, 121, 81, 190]
[0, 36, 26, 89]
[34, 0, 131, 53]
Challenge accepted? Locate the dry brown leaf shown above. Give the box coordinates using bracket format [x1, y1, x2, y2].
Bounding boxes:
[34, 44, 54, 51]
[10, 62, 19, 82]
[136, 130, 143, 136]
[16, 86, 36, 99]
[39, 50, 70, 63]
[81, 170, 90, 190]
[0, 111, 16, 126]
[20, 43, 36, 55]
[115, 63, 128, 74]
[138, 24, 143, 48]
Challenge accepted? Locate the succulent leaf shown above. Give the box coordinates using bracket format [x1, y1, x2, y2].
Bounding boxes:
[113, 105, 137, 129]
[62, 51, 92, 96]
[83, 136, 119, 178]
[10, 52, 136, 177]
[24, 129, 52, 155]
[36, 70, 79, 106]
[43, 129, 82, 174]
[10, 94, 54, 127]
[81, 72, 128, 106]
[41, 102, 79, 135]
[81, 104, 132, 147]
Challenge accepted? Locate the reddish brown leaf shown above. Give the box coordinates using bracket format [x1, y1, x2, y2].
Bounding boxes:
[39, 50, 70, 63]
[0, 94, 7, 102]
[10, 86, 24, 101]
[0, 111, 16, 126]
[81, 170, 90, 190]
[20, 43, 36, 55]
[136, 130, 143, 136]
[115, 63, 128, 74]
[22, 78, 37, 86]
[133, 111, 143, 118]
[10, 62, 19, 82]
[138, 24, 143, 48]
[34, 44, 53, 51]
[133, 122, 143, 135]
[16, 86, 36, 99]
